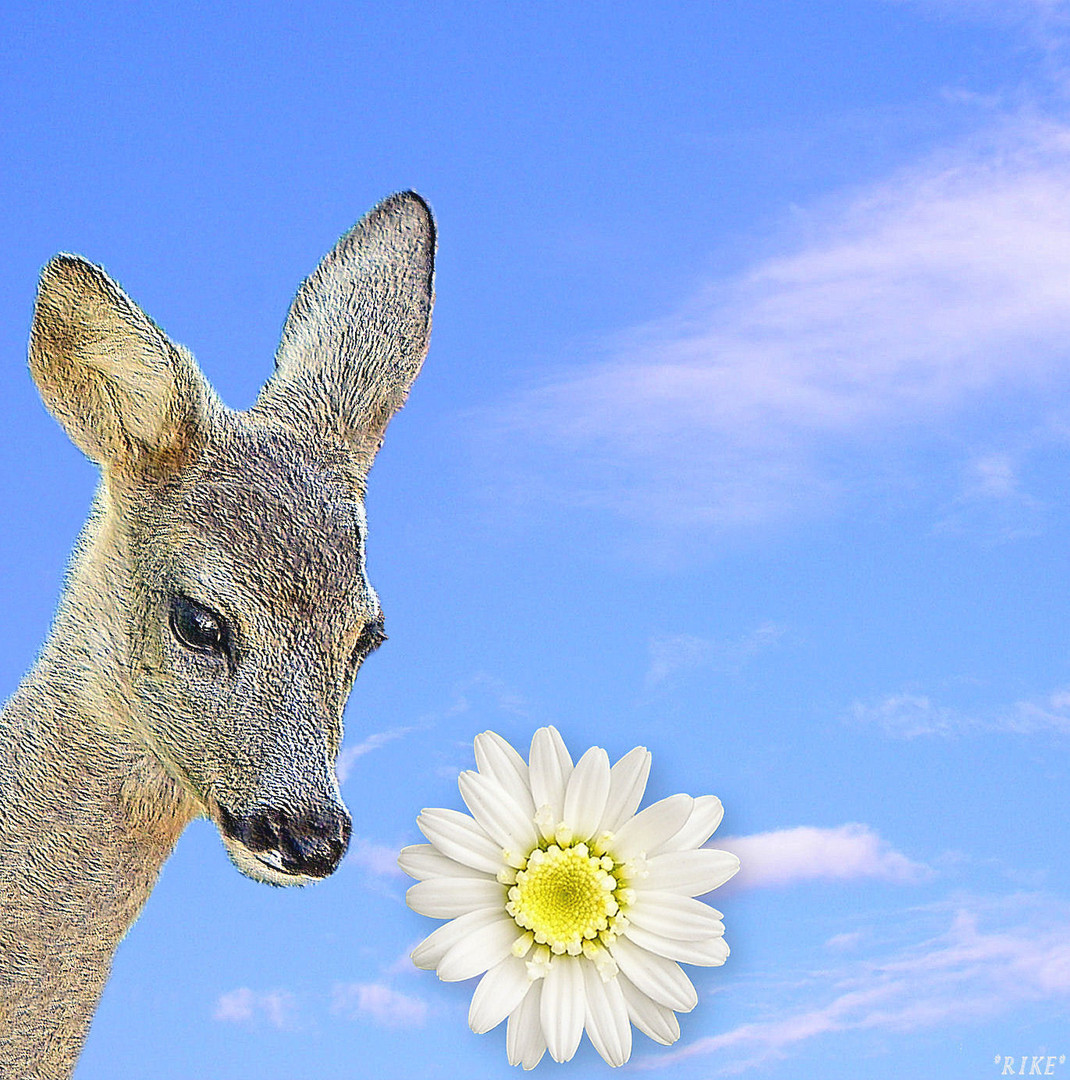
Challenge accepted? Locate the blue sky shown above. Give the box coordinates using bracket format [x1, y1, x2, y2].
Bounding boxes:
[1, 2, 1068, 1077]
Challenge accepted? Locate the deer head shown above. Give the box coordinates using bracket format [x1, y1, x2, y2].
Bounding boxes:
[26, 192, 435, 886]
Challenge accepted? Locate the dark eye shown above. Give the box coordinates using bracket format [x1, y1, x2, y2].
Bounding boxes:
[169, 595, 229, 659]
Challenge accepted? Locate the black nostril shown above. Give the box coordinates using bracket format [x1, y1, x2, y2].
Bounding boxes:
[219, 803, 352, 879]
[246, 812, 283, 852]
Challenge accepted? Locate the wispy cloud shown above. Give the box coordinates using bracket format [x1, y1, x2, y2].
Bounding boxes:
[336, 725, 418, 783]
[331, 982, 428, 1028]
[646, 634, 716, 686]
[490, 115, 1070, 538]
[347, 836, 405, 878]
[645, 623, 784, 686]
[848, 692, 971, 738]
[213, 987, 298, 1030]
[1011, 686, 1070, 731]
[933, 450, 1047, 541]
[850, 687, 1070, 737]
[338, 675, 527, 784]
[643, 892, 1070, 1073]
[718, 824, 928, 888]
[825, 930, 866, 952]
[892, 0, 1070, 40]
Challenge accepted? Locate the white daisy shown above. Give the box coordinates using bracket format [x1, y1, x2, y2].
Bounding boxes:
[399, 726, 740, 1068]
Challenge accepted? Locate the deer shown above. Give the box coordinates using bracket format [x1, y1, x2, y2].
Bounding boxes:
[0, 192, 435, 1079]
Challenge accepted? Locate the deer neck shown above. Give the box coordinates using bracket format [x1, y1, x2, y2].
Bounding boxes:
[0, 493, 197, 1078]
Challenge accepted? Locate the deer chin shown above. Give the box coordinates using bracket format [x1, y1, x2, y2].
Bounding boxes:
[205, 792, 311, 886]
[218, 830, 316, 887]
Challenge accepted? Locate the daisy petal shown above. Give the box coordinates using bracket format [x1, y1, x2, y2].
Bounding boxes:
[438, 913, 522, 982]
[541, 957, 585, 1062]
[398, 843, 496, 881]
[611, 794, 694, 862]
[406, 877, 506, 918]
[411, 906, 506, 970]
[656, 795, 725, 853]
[529, 726, 573, 830]
[627, 889, 727, 941]
[608, 934, 698, 1013]
[458, 770, 539, 852]
[624, 922, 730, 966]
[507, 978, 547, 1070]
[469, 956, 535, 1033]
[474, 731, 534, 815]
[617, 971, 681, 1046]
[582, 960, 632, 1066]
[598, 746, 651, 834]
[562, 746, 611, 842]
[643, 848, 740, 895]
[417, 808, 502, 875]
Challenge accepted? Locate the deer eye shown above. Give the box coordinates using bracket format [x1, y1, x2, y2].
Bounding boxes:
[169, 595, 229, 658]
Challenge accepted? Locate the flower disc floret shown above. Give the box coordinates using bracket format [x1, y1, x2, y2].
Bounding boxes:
[506, 841, 621, 955]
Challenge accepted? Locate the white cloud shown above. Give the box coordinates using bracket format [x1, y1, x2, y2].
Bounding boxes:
[734, 622, 786, 659]
[347, 836, 405, 878]
[213, 987, 254, 1023]
[718, 824, 928, 888]
[336, 725, 417, 783]
[892, 0, 1070, 36]
[213, 987, 297, 1030]
[646, 634, 716, 686]
[965, 452, 1021, 499]
[933, 450, 1047, 541]
[331, 982, 428, 1028]
[850, 687, 1070, 737]
[337, 676, 529, 785]
[646, 623, 784, 686]
[825, 930, 865, 951]
[644, 893, 1070, 1073]
[848, 693, 972, 738]
[259, 990, 296, 1030]
[492, 116, 1070, 536]
[1008, 686, 1070, 732]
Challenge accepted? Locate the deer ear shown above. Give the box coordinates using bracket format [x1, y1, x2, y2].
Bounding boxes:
[252, 191, 436, 470]
[29, 255, 213, 469]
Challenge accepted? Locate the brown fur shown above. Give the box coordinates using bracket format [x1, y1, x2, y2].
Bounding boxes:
[0, 193, 435, 1078]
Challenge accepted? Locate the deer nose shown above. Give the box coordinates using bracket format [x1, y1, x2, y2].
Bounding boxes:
[221, 803, 352, 879]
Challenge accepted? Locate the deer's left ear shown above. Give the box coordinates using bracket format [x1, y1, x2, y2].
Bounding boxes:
[253, 191, 436, 471]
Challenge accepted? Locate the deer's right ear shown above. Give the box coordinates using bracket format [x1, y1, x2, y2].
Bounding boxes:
[29, 255, 213, 469]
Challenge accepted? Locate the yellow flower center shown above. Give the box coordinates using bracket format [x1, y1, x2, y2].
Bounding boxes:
[505, 841, 626, 956]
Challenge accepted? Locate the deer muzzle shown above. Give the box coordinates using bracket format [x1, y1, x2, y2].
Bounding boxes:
[217, 801, 352, 880]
